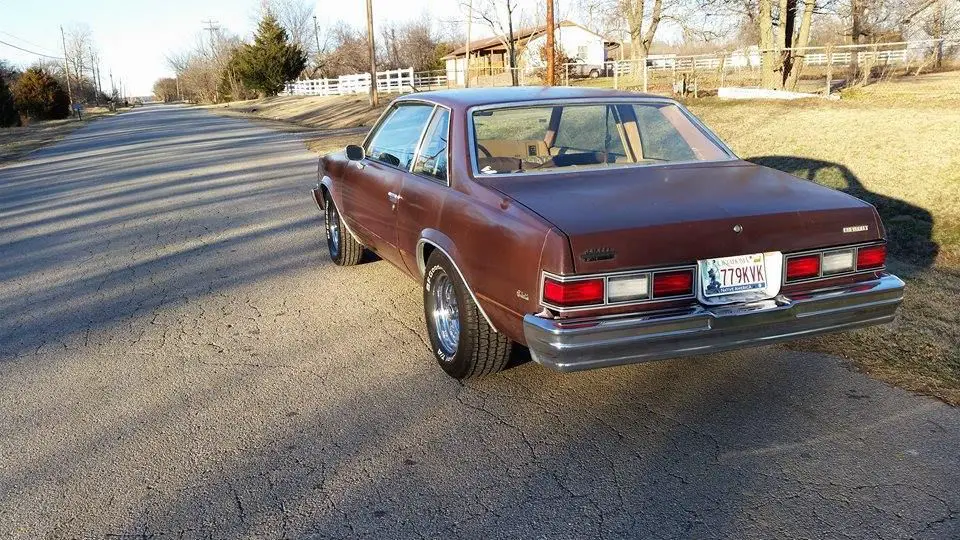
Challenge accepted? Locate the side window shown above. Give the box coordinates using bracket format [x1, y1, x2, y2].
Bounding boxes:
[633, 104, 697, 162]
[554, 105, 627, 157]
[366, 104, 434, 169]
[413, 108, 450, 183]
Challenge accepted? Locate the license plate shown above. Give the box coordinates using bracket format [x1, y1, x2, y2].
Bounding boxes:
[699, 253, 767, 297]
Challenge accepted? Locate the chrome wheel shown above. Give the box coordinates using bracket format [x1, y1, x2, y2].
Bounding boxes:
[431, 271, 460, 357]
[326, 201, 340, 257]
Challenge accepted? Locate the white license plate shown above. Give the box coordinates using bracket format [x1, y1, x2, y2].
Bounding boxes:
[699, 253, 767, 297]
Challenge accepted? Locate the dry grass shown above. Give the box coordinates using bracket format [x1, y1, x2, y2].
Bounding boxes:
[210, 95, 387, 130]
[0, 106, 120, 165]
[218, 72, 960, 403]
[687, 77, 960, 404]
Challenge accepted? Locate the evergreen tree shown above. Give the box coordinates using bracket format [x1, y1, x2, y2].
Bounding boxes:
[11, 68, 70, 121]
[0, 74, 20, 127]
[234, 12, 306, 97]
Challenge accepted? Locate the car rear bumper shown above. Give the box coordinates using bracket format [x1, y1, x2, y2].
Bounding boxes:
[523, 273, 905, 372]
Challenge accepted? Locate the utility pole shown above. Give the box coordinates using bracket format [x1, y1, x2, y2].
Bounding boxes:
[365, 0, 379, 107]
[546, 0, 556, 86]
[202, 19, 220, 55]
[109, 69, 115, 98]
[464, 0, 472, 88]
[313, 15, 322, 59]
[202, 19, 221, 101]
[60, 25, 74, 116]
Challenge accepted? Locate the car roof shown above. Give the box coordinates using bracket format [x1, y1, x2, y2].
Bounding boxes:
[395, 86, 666, 110]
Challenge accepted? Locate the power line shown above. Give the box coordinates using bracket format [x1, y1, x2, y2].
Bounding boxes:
[0, 38, 64, 60]
[0, 30, 60, 56]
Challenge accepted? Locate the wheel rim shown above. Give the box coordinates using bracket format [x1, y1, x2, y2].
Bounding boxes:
[326, 201, 340, 257]
[431, 271, 460, 357]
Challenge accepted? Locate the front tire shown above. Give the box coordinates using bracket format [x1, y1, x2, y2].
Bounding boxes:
[324, 193, 363, 266]
[423, 251, 511, 379]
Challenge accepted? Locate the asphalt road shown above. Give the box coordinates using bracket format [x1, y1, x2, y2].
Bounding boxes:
[1, 105, 958, 539]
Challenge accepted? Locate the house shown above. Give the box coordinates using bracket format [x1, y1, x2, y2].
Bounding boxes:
[442, 21, 619, 85]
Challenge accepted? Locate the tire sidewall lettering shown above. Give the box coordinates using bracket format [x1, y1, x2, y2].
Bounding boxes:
[425, 264, 442, 293]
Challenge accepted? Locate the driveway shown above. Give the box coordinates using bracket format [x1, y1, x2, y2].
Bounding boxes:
[0, 105, 957, 539]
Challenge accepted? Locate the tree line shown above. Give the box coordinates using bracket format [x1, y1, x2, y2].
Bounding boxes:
[157, 0, 460, 104]
[1, 25, 122, 127]
[156, 0, 956, 103]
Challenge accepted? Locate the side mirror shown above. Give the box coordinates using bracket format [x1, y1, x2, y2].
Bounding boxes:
[345, 144, 365, 161]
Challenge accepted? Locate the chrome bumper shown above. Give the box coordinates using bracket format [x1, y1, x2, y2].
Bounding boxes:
[523, 274, 905, 372]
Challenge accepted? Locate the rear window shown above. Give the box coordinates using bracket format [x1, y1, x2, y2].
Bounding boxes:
[472, 102, 729, 175]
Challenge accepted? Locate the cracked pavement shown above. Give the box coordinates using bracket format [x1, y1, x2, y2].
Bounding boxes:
[1, 105, 958, 539]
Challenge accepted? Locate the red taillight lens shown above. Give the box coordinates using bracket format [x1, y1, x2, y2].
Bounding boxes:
[786, 254, 820, 281]
[652, 270, 693, 298]
[857, 244, 886, 270]
[543, 277, 604, 307]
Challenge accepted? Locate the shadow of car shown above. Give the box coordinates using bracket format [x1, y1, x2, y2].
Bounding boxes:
[749, 155, 938, 273]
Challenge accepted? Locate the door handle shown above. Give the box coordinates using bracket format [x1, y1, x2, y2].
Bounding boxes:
[387, 192, 402, 204]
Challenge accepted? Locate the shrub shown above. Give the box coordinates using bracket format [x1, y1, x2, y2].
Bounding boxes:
[12, 67, 70, 121]
[0, 74, 19, 127]
[233, 13, 306, 97]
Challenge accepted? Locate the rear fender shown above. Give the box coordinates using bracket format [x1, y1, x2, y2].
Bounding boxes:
[416, 229, 499, 334]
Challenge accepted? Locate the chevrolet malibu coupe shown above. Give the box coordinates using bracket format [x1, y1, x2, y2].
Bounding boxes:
[312, 87, 904, 379]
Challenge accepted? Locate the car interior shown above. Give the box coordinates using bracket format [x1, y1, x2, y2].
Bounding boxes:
[473, 102, 726, 174]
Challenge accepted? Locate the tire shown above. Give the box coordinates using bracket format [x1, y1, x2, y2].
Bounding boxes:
[589, 69, 600, 78]
[324, 192, 363, 266]
[423, 250, 511, 379]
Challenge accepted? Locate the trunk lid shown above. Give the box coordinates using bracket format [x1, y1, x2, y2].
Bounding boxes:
[482, 161, 881, 273]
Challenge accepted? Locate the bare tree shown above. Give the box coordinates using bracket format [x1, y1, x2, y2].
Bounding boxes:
[267, 0, 316, 57]
[316, 23, 372, 77]
[378, 17, 447, 72]
[472, 0, 526, 85]
[65, 24, 96, 102]
[165, 29, 246, 103]
[576, 0, 683, 59]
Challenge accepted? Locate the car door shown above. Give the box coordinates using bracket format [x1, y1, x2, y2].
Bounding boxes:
[396, 106, 451, 276]
[340, 103, 435, 268]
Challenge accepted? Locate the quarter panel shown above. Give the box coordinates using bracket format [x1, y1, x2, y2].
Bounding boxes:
[435, 186, 554, 344]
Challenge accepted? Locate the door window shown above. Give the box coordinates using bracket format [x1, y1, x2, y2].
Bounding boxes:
[366, 104, 434, 169]
[413, 108, 450, 183]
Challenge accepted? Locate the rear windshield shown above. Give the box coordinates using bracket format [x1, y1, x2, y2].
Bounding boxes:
[471, 102, 729, 175]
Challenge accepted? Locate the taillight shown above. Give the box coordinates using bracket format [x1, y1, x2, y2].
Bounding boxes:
[857, 244, 886, 270]
[786, 254, 820, 281]
[652, 270, 694, 298]
[543, 277, 604, 307]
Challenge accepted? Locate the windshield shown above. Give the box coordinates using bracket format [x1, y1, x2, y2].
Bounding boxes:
[471, 101, 730, 175]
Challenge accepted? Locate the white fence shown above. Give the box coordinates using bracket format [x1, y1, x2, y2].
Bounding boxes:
[611, 47, 914, 76]
[282, 67, 442, 97]
[282, 39, 953, 97]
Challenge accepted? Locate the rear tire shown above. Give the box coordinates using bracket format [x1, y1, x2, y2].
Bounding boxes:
[423, 250, 511, 379]
[589, 69, 600, 78]
[324, 192, 363, 266]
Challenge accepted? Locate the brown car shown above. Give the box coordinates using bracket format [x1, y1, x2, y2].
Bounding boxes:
[312, 87, 904, 379]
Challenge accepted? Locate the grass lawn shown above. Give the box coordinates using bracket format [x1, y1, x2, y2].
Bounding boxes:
[688, 77, 960, 404]
[222, 71, 960, 403]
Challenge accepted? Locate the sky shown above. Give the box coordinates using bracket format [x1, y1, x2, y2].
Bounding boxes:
[0, 0, 477, 96]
